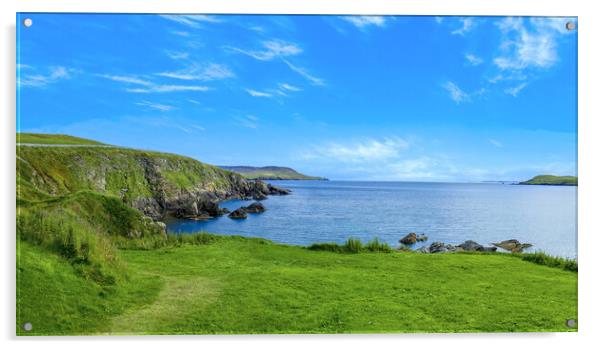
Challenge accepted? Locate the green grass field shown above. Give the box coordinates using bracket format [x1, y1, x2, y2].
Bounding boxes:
[17, 235, 577, 335]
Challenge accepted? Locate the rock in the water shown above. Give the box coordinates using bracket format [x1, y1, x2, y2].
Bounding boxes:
[399, 233, 418, 245]
[228, 208, 248, 219]
[244, 202, 266, 213]
[416, 233, 428, 242]
[492, 239, 533, 253]
[267, 183, 291, 195]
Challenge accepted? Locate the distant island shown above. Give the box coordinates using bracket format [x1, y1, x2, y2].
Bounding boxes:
[519, 175, 578, 186]
[220, 166, 327, 180]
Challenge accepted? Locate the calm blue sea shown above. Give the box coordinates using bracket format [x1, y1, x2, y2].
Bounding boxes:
[167, 181, 577, 259]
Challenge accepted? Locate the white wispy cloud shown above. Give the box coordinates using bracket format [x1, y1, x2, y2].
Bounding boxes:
[226, 40, 302, 61]
[493, 17, 573, 71]
[97, 74, 210, 93]
[465, 54, 484, 66]
[126, 85, 210, 93]
[171, 30, 190, 37]
[165, 50, 189, 60]
[504, 82, 528, 97]
[434, 17, 444, 24]
[442, 81, 470, 104]
[303, 138, 409, 163]
[245, 89, 273, 98]
[160, 15, 222, 28]
[278, 83, 301, 92]
[452, 18, 476, 35]
[135, 100, 175, 112]
[96, 74, 154, 86]
[489, 139, 504, 148]
[282, 60, 325, 86]
[156, 63, 234, 81]
[19, 66, 74, 88]
[341, 16, 386, 29]
[234, 115, 259, 129]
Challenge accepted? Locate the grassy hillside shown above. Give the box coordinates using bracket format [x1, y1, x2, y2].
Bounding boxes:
[17, 133, 106, 145]
[16, 133, 578, 335]
[520, 175, 578, 186]
[220, 165, 326, 180]
[17, 139, 246, 203]
[17, 236, 577, 335]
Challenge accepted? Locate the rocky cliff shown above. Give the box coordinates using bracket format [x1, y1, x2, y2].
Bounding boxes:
[17, 141, 289, 222]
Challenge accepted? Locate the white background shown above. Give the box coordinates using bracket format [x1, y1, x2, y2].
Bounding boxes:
[1, 0, 600, 348]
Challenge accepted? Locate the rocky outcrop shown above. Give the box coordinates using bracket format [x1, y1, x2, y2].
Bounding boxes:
[417, 242, 458, 253]
[227, 202, 267, 219]
[399, 233, 428, 245]
[244, 202, 266, 213]
[492, 239, 533, 253]
[129, 162, 289, 221]
[457, 240, 497, 252]
[415, 240, 497, 253]
[399, 233, 417, 245]
[228, 208, 248, 219]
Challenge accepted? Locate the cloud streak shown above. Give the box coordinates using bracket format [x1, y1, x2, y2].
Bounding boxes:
[160, 15, 222, 28]
[283, 60, 325, 86]
[442, 81, 470, 104]
[135, 100, 175, 112]
[303, 138, 409, 163]
[156, 63, 235, 81]
[19, 66, 74, 88]
[226, 40, 302, 61]
[341, 16, 386, 29]
[97, 74, 211, 93]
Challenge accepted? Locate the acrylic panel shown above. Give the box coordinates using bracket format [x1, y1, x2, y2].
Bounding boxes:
[16, 13, 578, 335]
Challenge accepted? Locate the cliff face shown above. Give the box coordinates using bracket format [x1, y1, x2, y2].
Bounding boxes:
[17, 145, 289, 221]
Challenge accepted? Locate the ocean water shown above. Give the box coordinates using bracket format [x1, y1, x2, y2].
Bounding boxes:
[167, 181, 577, 259]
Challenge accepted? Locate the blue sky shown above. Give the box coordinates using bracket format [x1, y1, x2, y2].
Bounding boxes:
[17, 14, 577, 181]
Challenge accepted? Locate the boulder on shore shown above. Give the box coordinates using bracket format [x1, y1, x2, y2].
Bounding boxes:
[400, 232, 428, 245]
[228, 208, 248, 219]
[399, 233, 417, 245]
[492, 239, 533, 253]
[417, 242, 458, 253]
[457, 240, 497, 252]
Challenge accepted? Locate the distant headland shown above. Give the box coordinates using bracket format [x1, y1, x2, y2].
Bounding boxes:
[220, 166, 327, 181]
[519, 175, 577, 186]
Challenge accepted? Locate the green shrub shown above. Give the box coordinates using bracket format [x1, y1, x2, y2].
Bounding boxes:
[343, 238, 363, 253]
[17, 208, 122, 285]
[308, 243, 344, 253]
[364, 238, 393, 253]
[520, 252, 578, 272]
[308, 237, 392, 254]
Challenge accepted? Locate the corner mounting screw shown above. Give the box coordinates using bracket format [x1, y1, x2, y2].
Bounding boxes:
[566, 21, 576, 31]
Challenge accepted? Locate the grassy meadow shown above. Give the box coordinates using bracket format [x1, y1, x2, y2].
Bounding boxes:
[18, 235, 577, 335]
